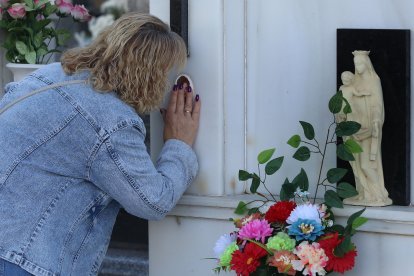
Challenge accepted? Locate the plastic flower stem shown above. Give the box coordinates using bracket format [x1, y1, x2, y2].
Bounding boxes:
[44, 17, 62, 64]
[257, 163, 277, 201]
[301, 140, 319, 150]
[313, 121, 332, 204]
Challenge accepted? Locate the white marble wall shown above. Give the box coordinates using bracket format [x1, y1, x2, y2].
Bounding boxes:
[149, 0, 414, 275]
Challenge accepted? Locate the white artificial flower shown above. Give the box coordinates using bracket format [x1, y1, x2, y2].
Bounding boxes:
[100, 0, 129, 13]
[294, 187, 310, 198]
[286, 203, 322, 225]
[88, 14, 115, 40]
[213, 233, 236, 258]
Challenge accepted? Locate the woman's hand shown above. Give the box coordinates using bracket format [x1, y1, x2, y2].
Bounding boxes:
[161, 83, 201, 147]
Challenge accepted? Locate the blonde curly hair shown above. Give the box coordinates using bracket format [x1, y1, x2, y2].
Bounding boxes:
[61, 12, 187, 114]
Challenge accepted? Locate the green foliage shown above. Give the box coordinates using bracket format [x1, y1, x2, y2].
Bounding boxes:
[257, 148, 275, 164]
[327, 168, 348, 183]
[265, 157, 284, 175]
[293, 146, 310, 161]
[299, 121, 315, 140]
[287, 134, 301, 148]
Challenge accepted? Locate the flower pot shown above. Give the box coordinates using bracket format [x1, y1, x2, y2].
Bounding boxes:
[6, 63, 46, 82]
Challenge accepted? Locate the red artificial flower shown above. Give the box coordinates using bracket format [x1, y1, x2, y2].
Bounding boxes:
[230, 242, 268, 276]
[318, 232, 357, 274]
[265, 201, 296, 223]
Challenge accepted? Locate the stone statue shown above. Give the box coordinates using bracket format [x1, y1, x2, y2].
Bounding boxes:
[339, 50, 392, 207]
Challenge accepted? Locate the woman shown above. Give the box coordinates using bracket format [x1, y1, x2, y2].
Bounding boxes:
[0, 13, 200, 275]
[342, 50, 391, 206]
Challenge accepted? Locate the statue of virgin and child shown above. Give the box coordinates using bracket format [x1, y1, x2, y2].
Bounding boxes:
[337, 50, 392, 206]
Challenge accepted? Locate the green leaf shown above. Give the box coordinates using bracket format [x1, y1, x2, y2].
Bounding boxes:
[352, 217, 368, 229]
[292, 168, 309, 191]
[280, 178, 296, 200]
[265, 156, 284, 175]
[36, 47, 48, 59]
[57, 31, 71, 46]
[250, 174, 260, 193]
[33, 19, 52, 32]
[287, 134, 301, 148]
[342, 97, 352, 114]
[337, 182, 358, 199]
[248, 207, 260, 215]
[324, 190, 343, 208]
[279, 188, 289, 201]
[234, 201, 247, 215]
[329, 91, 343, 114]
[327, 168, 348, 183]
[257, 148, 275, 164]
[335, 121, 361, 137]
[239, 170, 252, 181]
[337, 144, 355, 161]
[293, 146, 310, 161]
[347, 208, 366, 226]
[334, 235, 352, 257]
[330, 224, 345, 235]
[25, 51, 37, 64]
[44, 4, 57, 17]
[15, 41, 29, 55]
[299, 121, 315, 140]
[24, 0, 34, 9]
[344, 139, 363, 153]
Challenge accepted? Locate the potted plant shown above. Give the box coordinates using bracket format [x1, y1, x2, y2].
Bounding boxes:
[0, 0, 91, 80]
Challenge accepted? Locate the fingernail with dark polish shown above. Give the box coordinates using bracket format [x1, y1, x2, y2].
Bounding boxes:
[187, 86, 192, 93]
[160, 109, 163, 114]
[173, 84, 177, 91]
[195, 94, 200, 101]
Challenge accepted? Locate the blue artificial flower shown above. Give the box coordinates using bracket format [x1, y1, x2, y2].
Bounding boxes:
[288, 218, 324, 241]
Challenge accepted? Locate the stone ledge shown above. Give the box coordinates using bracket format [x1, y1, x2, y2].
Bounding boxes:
[168, 195, 414, 236]
[99, 248, 148, 276]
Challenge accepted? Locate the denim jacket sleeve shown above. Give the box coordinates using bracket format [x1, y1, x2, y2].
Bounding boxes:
[88, 122, 198, 220]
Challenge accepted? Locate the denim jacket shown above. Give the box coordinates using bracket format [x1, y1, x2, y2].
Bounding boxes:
[0, 63, 198, 276]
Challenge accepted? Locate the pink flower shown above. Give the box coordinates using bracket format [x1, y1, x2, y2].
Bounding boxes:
[238, 219, 272, 243]
[70, 4, 91, 22]
[7, 3, 26, 19]
[55, 0, 72, 15]
[291, 241, 328, 276]
[0, 0, 9, 9]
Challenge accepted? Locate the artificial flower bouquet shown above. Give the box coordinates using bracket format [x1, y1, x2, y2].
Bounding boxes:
[212, 91, 367, 275]
[0, 0, 91, 64]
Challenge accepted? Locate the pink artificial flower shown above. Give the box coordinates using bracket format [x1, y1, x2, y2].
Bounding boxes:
[291, 241, 328, 276]
[238, 219, 272, 243]
[55, 0, 72, 15]
[0, 8, 3, 20]
[71, 4, 91, 22]
[7, 3, 26, 19]
[0, 0, 9, 9]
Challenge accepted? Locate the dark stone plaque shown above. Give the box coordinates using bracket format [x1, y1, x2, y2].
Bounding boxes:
[170, 0, 189, 56]
[337, 29, 410, 206]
